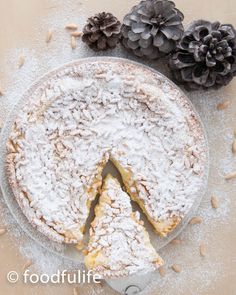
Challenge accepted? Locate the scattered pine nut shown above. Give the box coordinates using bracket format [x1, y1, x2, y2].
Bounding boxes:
[96, 280, 104, 288]
[225, 171, 236, 180]
[199, 244, 207, 257]
[189, 216, 202, 225]
[170, 238, 182, 245]
[65, 23, 78, 30]
[232, 139, 236, 154]
[217, 101, 230, 110]
[0, 228, 6, 236]
[73, 287, 79, 295]
[171, 264, 182, 273]
[22, 260, 33, 271]
[71, 31, 82, 37]
[71, 36, 77, 49]
[18, 55, 25, 68]
[158, 266, 166, 277]
[211, 196, 219, 209]
[217, 101, 230, 111]
[46, 29, 53, 43]
[82, 249, 88, 256]
[76, 242, 84, 251]
[0, 86, 4, 96]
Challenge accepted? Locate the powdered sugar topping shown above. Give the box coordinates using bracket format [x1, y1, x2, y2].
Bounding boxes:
[7, 59, 208, 243]
[85, 175, 163, 278]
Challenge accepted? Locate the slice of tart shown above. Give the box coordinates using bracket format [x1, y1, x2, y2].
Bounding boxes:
[84, 175, 163, 279]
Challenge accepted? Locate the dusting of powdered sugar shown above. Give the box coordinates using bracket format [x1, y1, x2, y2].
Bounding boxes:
[0, 1, 235, 294]
[7, 58, 207, 245]
[86, 175, 163, 278]
[140, 89, 236, 295]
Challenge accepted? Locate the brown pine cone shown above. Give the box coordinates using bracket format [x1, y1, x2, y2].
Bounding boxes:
[82, 12, 121, 51]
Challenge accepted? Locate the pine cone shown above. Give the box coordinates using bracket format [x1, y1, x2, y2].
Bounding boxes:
[169, 20, 236, 90]
[121, 0, 184, 59]
[82, 12, 121, 51]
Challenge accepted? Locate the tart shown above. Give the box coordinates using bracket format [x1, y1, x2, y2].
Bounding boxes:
[6, 58, 208, 243]
[85, 175, 163, 278]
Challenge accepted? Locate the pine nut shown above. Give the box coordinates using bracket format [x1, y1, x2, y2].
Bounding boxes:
[232, 139, 236, 154]
[18, 55, 25, 68]
[211, 196, 219, 209]
[189, 216, 202, 225]
[170, 238, 182, 245]
[171, 264, 181, 273]
[225, 171, 236, 180]
[0, 228, 6, 236]
[46, 29, 53, 43]
[65, 23, 78, 30]
[0, 86, 3, 96]
[158, 266, 166, 277]
[71, 31, 82, 37]
[217, 101, 230, 110]
[71, 36, 76, 49]
[22, 260, 33, 271]
[199, 244, 207, 257]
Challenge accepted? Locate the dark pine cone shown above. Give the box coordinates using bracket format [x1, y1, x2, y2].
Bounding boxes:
[169, 20, 236, 90]
[82, 12, 121, 51]
[121, 0, 184, 59]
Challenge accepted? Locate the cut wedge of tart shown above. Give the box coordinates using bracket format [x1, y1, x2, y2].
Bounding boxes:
[84, 175, 163, 279]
